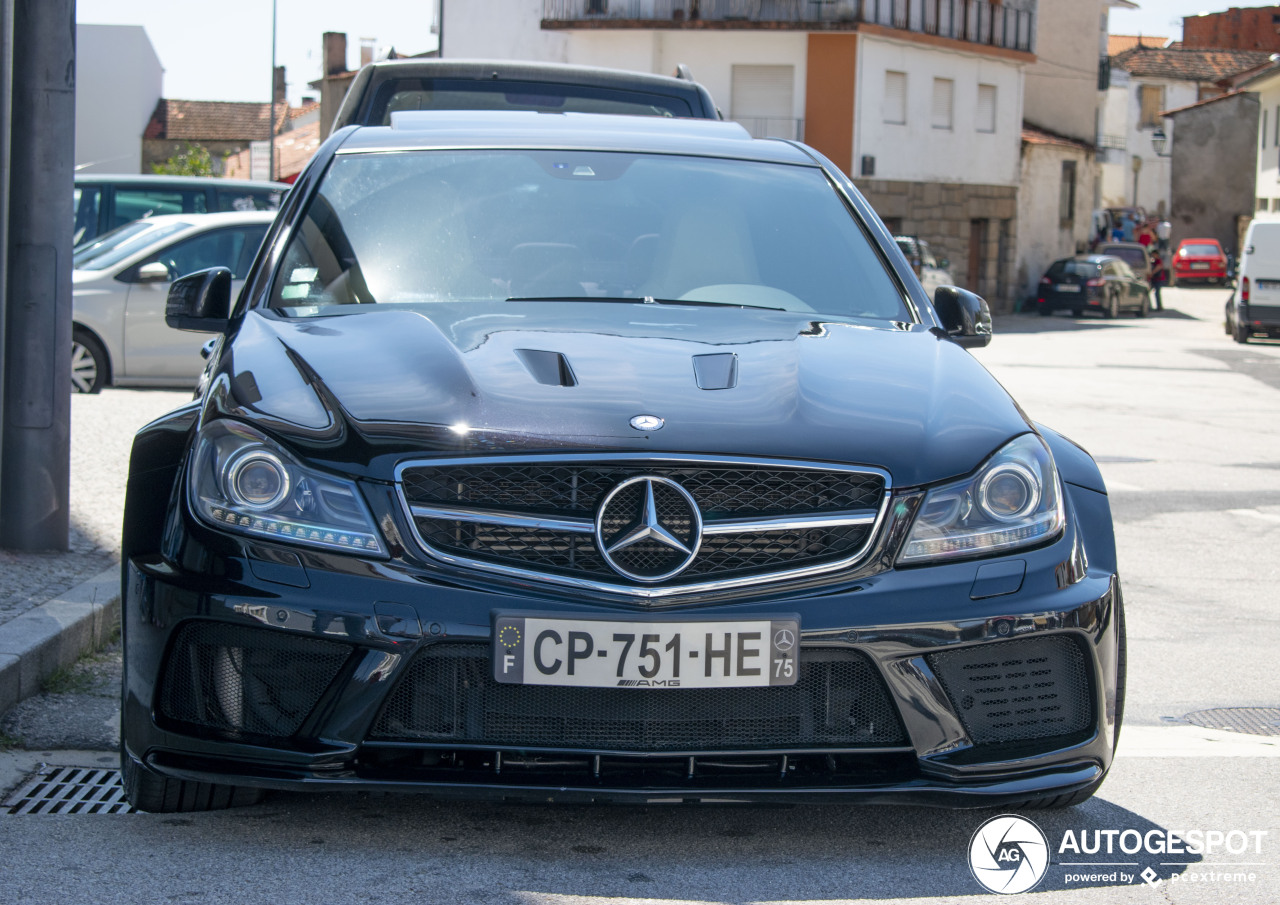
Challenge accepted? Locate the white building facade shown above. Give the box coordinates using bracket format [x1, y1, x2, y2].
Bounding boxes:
[75, 24, 164, 174]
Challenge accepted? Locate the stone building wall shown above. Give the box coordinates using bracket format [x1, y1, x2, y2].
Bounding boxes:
[853, 180, 1019, 311]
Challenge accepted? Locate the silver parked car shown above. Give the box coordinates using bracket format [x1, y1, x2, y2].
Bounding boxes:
[71, 211, 274, 392]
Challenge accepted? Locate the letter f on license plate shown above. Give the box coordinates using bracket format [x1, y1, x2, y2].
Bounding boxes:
[491, 614, 800, 688]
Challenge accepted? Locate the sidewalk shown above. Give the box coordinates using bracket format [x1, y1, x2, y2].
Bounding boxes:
[0, 388, 189, 713]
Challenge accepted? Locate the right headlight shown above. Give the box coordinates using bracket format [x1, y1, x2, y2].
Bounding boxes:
[897, 433, 1064, 564]
[188, 419, 386, 556]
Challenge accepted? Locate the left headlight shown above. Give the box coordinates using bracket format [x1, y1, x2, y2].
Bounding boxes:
[897, 433, 1064, 564]
[188, 419, 386, 556]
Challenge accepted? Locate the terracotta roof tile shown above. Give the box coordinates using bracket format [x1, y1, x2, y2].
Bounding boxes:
[1021, 124, 1094, 152]
[1110, 45, 1271, 81]
[145, 99, 292, 142]
[1108, 34, 1169, 56]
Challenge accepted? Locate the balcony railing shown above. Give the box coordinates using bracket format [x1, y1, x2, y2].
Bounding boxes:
[731, 115, 804, 140]
[544, 0, 1036, 54]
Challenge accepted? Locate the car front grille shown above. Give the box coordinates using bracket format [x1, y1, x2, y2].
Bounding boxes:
[397, 457, 888, 593]
[927, 635, 1093, 747]
[368, 643, 906, 750]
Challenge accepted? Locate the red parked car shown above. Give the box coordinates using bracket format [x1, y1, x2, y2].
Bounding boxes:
[1173, 238, 1229, 286]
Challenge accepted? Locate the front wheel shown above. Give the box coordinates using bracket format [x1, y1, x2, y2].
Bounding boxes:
[1105, 292, 1118, 319]
[70, 331, 108, 394]
[1137, 293, 1149, 318]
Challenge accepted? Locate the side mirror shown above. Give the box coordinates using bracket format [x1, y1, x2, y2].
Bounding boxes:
[166, 267, 233, 333]
[136, 261, 171, 283]
[933, 285, 992, 349]
[937, 257, 951, 270]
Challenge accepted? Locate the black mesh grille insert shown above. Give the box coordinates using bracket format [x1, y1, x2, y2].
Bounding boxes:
[157, 621, 351, 739]
[928, 635, 1093, 746]
[402, 463, 884, 517]
[369, 644, 906, 750]
[403, 461, 885, 585]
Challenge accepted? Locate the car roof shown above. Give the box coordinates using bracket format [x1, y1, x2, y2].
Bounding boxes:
[1176, 237, 1222, 245]
[74, 174, 289, 190]
[336, 110, 814, 165]
[355, 58, 711, 92]
[1096, 241, 1146, 250]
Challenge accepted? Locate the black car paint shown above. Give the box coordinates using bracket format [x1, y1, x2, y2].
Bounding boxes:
[122, 118, 1122, 807]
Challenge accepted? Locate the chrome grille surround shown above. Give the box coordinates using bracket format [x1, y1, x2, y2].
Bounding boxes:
[394, 454, 892, 599]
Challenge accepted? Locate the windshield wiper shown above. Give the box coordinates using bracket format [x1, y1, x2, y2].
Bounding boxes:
[505, 295, 784, 311]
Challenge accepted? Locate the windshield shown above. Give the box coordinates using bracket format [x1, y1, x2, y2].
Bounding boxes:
[72, 220, 191, 271]
[268, 150, 908, 323]
[1046, 260, 1098, 279]
[1100, 246, 1146, 269]
[1180, 244, 1221, 257]
[370, 79, 694, 124]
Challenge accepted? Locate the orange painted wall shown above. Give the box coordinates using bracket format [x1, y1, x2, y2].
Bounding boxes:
[804, 34, 857, 175]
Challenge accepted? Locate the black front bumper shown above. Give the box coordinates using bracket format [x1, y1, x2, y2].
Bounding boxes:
[121, 479, 1122, 807]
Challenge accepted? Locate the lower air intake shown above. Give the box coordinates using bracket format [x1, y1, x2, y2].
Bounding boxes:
[928, 634, 1093, 746]
[157, 621, 351, 738]
[369, 644, 906, 750]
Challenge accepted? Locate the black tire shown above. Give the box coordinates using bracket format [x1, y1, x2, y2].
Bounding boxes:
[1037, 305, 1052, 317]
[1136, 293, 1149, 318]
[70, 330, 108, 394]
[1104, 291, 1118, 319]
[1233, 320, 1250, 344]
[1072, 308, 1084, 318]
[1015, 586, 1126, 810]
[121, 745, 264, 813]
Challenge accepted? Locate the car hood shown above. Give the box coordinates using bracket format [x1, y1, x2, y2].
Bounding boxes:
[213, 305, 1031, 488]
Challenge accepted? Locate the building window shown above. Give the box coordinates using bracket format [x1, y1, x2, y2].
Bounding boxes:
[1060, 160, 1077, 225]
[883, 71, 906, 125]
[932, 77, 954, 130]
[1260, 197, 1270, 212]
[976, 84, 997, 133]
[1138, 84, 1164, 128]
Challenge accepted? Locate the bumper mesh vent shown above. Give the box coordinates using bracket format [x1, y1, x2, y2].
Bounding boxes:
[369, 643, 906, 750]
[928, 635, 1092, 746]
[157, 621, 351, 739]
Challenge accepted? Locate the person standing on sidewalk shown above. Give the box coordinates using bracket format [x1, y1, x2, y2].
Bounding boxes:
[1149, 252, 1167, 310]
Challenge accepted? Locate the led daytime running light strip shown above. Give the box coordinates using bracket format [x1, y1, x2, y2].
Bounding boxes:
[901, 515, 1056, 559]
[204, 502, 382, 551]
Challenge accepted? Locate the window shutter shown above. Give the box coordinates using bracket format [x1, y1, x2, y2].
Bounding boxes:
[730, 65, 795, 138]
[976, 84, 996, 133]
[932, 78, 954, 130]
[883, 71, 906, 125]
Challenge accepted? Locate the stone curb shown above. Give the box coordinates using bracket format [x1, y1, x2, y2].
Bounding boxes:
[0, 566, 121, 716]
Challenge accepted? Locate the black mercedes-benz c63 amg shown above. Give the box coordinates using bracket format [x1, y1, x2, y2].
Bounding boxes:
[121, 111, 1124, 812]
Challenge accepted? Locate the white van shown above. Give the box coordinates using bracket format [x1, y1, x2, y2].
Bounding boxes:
[1227, 216, 1280, 343]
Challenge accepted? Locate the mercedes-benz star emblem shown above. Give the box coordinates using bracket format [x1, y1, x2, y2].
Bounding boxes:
[595, 476, 701, 582]
[629, 414, 664, 432]
[773, 629, 795, 653]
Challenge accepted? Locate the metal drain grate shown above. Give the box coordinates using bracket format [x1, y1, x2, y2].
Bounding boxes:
[3, 766, 135, 815]
[1184, 707, 1280, 737]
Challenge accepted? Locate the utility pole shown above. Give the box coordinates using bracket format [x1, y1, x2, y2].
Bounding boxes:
[0, 0, 75, 552]
[268, 0, 277, 181]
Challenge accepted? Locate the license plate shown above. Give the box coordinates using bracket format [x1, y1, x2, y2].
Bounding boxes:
[1191, 263, 1209, 270]
[492, 614, 800, 688]
[1056, 284, 1080, 292]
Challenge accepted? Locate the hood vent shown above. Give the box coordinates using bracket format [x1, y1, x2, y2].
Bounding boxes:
[515, 348, 577, 387]
[692, 353, 738, 390]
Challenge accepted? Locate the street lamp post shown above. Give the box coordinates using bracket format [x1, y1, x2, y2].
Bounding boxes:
[1152, 129, 1171, 157]
[1131, 154, 1142, 209]
[268, 0, 277, 181]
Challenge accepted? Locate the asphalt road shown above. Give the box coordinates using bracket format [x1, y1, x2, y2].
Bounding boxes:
[0, 285, 1277, 904]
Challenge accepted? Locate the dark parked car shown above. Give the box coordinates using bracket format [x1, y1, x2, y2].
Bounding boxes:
[331, 58, 720, 131]
[74, 174, 286, 247]
[120, 111, 1124, 813]
[1094, 241, 1152, 282]
[1036, 255, 1150, 318]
